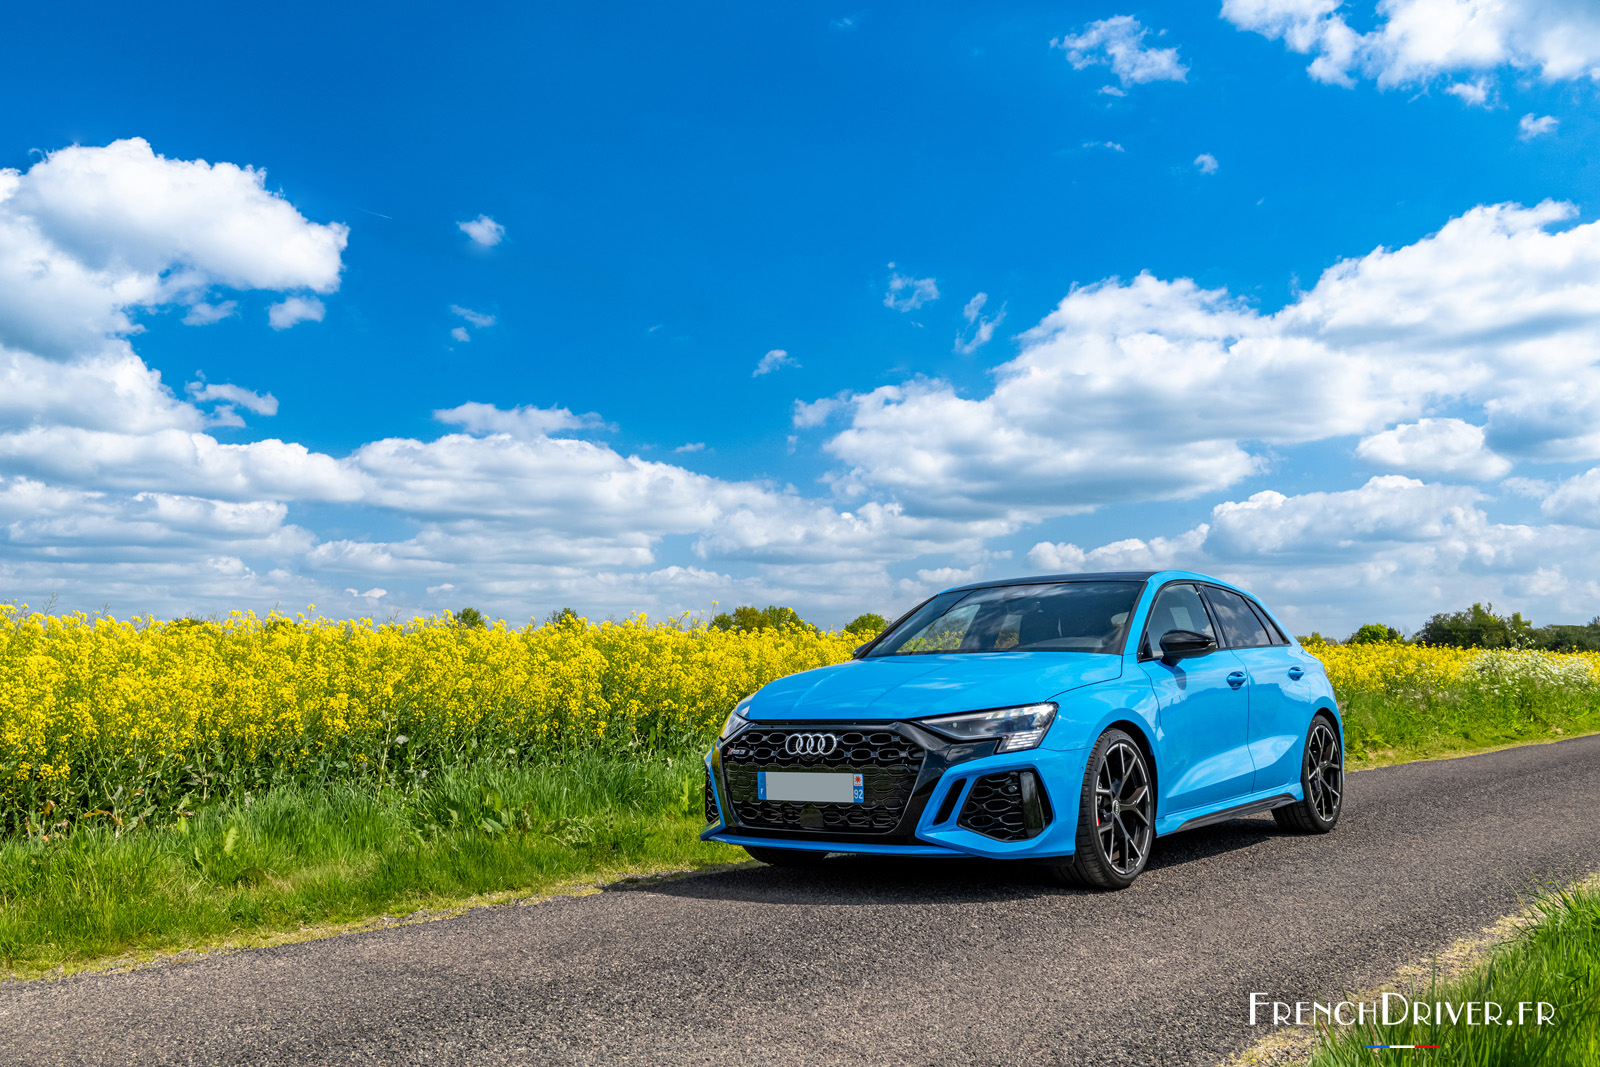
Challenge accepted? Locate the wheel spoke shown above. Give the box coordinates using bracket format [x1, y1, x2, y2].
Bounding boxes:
[1092, 740, 1156, 875]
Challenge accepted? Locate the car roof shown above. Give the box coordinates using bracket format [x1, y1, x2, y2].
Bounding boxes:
[941, 571, 1158, 593]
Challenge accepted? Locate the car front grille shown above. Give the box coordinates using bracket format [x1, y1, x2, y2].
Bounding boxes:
[957, 770, 1051, 841]
[720, 728, 925, 834]
[704, 767, 720, 825]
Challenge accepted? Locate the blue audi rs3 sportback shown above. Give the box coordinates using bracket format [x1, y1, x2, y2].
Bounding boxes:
[701, 571, 1343, 889]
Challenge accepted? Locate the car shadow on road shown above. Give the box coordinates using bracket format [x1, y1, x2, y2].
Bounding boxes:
[615, 815, 1285, 906]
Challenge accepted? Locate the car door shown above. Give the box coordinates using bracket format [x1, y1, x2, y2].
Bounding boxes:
[1137, 582, 1255, 815]
[1203, 587, 1318, 795]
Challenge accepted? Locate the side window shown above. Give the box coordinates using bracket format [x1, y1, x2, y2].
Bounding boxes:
[1207, 588, 1273, 649]
[1142, 583, 1215, 656]
[1247, 600, 1290, 646]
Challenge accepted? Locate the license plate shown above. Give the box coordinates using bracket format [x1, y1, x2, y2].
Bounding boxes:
[757, 771, 864, 804]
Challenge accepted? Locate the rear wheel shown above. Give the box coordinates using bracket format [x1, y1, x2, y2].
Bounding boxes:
[1273, 714, 1343, 833]
[743, 845, 831, 867]
[1043, 728, 1154, 890]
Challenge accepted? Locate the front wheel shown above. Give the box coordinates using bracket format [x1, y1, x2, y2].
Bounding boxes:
[1043, 728, 1155, 890]
[1273, 714, 1343, 833]
[743, 845, 830, 867]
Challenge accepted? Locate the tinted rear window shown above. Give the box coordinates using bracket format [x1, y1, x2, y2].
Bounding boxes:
[1206, 587, 1274, 649]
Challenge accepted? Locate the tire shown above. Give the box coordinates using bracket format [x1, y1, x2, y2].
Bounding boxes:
[1043, 728, 1155, 890]
[743, 845, 831, 867]
[1273, 713, 1343, 834]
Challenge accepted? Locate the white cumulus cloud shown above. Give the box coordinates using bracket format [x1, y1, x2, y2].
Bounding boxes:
[884, 272, 939, 312]
[1053, 15, 1189, 86]
[1194, 153, 1220, 174]
[1519, 113, 1559, 139]
[753, 349, 797, 376]
[0, 138, 345, 359]
[267, 295, 324, 330]
[458, 214, 505, 246]
[806, 200, 1600, 522]
[1223, 0, 1600, 88]
[1445, 77, 1492, 105]
[186, 382, 279, 417]
[1027, 476, 1600, 635]
[182, 300, 238, 326]
[433, 402, 609, 439]
[1356, 418, 1511, 479]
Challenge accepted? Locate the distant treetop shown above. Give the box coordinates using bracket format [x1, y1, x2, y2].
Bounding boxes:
[1347, 623, 1403, 644]
[709, 604, 816, 634]
[844, 613, 887, 636]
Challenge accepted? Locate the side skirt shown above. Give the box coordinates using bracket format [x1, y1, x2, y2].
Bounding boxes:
[1172, 793, 1298, 833]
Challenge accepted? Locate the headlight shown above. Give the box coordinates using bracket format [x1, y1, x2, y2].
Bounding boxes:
[720, 698, 754, 739]
[920, 702, 1057, 752]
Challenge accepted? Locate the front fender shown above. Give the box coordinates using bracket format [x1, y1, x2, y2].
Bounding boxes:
[1043, 676, 1160, 753]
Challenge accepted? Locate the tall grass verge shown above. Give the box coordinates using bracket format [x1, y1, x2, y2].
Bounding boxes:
[1311, 644, 1600, 764]
[1306, 883, 1600, 1065]
[0, 754, 739, 978]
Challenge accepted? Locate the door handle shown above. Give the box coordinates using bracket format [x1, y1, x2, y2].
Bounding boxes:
[1226, 671, 1247, 689]
[1288, 666, 1305, 680]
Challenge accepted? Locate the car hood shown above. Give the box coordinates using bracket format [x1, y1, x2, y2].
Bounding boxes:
[744, 653, 1124, 722]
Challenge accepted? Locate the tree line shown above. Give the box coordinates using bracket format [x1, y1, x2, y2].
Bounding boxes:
[1310, 603, 1600, 652]
[449, 604, 888, 637]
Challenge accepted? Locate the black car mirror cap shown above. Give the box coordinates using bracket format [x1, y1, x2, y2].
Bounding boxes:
[1159, 629, 1216, 664]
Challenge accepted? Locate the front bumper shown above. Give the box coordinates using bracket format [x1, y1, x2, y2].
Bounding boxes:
[701, 720, 1090, 860]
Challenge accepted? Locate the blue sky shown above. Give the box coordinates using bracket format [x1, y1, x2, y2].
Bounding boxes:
[3, 1, 1600, 634]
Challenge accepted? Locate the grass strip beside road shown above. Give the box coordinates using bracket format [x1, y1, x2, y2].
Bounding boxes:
[0, 755, 742, 979]
[1303, 882, 1600, 1066]
[1314, 643, 1600, 765]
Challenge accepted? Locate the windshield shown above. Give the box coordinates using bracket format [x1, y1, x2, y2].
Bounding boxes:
[866, 581, 1144, 657]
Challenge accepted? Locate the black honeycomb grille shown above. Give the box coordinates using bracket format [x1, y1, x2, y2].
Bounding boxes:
[957, 770, 1050, 842]
[721, 728, 924, 834]
[704, 767, 719, 825]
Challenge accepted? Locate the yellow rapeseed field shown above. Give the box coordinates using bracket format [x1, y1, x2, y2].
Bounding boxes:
[5, 603, 1600, 827]
[0, 606, 857, 826]
[1311, 640, 1600, 697]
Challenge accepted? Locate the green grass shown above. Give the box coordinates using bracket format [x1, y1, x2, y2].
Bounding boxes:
[0, 754, 741, 978]
[1337, 687, 1600, 771]
[1339, 686, 1600, 768]
[1306, 884, 1600, 1066]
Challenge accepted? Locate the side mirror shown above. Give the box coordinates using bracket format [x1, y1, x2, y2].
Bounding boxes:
[1159, 629, 1215, 664]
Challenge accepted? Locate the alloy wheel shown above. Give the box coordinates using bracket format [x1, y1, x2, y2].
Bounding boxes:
[1305, 720, 1343, 822]
[1094, 740, 1153, 877]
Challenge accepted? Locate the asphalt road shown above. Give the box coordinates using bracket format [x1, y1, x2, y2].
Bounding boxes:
[4, 736, 1599, 1067]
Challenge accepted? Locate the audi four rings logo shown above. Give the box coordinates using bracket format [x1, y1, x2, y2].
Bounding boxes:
[786, 732, 839, 756]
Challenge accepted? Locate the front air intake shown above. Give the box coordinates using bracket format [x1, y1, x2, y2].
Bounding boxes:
[704, 767, 720, 825]
[957, 770, 1051, 841]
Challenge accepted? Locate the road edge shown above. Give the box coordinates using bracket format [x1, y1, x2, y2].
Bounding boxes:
[1216, 866, 1600, 1066]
